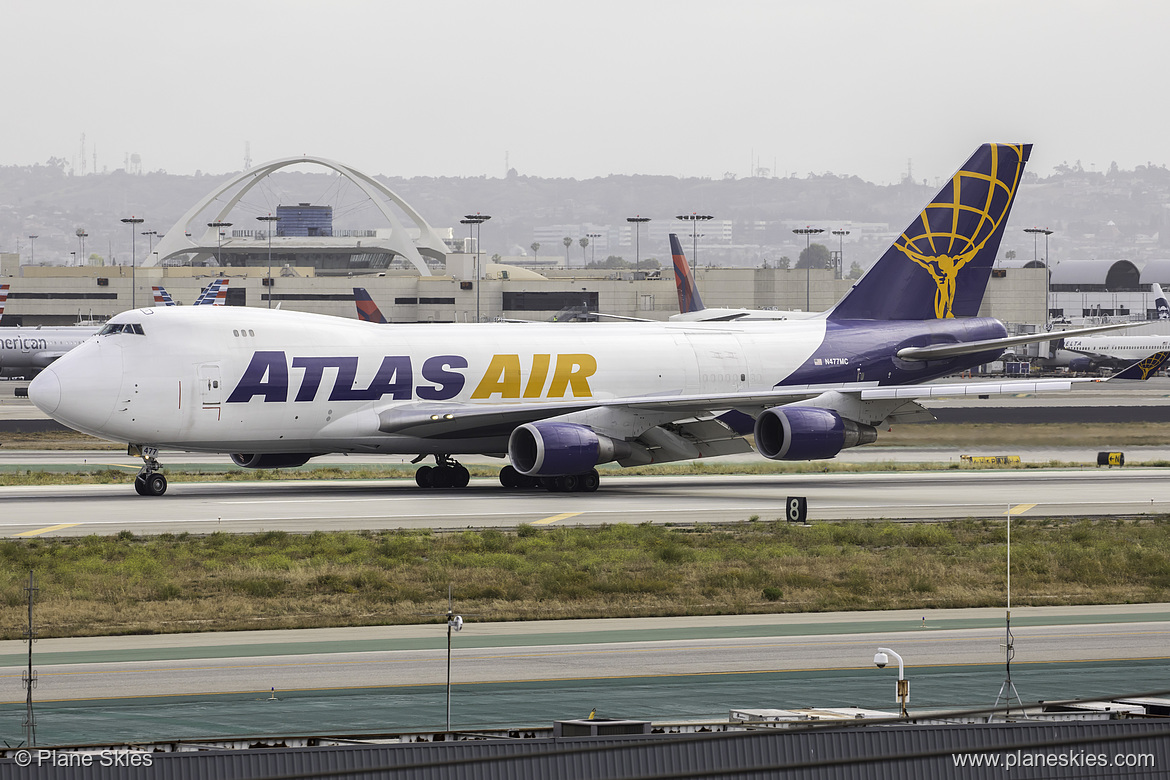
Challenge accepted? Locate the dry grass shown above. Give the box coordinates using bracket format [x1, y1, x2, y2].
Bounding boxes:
[2, 519, 1169, 639]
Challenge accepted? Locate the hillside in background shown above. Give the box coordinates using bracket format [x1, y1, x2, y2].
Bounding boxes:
[2, 160, 1168, 270]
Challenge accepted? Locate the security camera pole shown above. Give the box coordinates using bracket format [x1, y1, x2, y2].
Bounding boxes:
[874, 647, 908, 717]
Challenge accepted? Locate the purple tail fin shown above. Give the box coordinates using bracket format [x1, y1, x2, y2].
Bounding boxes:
[828, 143, 1031, 321]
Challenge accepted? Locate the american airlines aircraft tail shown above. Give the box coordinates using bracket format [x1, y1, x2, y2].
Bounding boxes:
[0, 283, 8, 324]
[151, 286, 177, 306]
[193, 278, 230, 306]
[27, 143, 1155, 497]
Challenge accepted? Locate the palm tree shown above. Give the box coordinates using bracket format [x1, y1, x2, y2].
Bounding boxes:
[563, 236, 572, 266]
[579, 237, 589, 266]
[530, 242, 540, 261]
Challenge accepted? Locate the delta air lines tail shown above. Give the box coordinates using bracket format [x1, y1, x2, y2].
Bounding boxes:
[671, 235, 704, 314]
[27, 143, 1154, 497]
[354, 288, 389, 323]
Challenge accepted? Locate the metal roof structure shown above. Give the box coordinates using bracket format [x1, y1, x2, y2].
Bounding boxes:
[4, 720, 1167, 779]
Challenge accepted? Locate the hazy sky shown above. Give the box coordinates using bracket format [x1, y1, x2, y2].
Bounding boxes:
[4, 0, 1165, 184]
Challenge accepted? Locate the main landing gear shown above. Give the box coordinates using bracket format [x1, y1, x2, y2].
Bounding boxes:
[414, 454, 470, 489]
[131, 445, 167, 496]
[498, 465, 600, 492]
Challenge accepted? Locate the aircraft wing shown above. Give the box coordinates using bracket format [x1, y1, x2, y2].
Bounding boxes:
[377, 351, 1169, 443]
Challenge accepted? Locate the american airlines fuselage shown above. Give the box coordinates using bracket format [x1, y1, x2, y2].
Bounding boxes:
[0, 325, 100, 377]
[33, 305, 1005, 456]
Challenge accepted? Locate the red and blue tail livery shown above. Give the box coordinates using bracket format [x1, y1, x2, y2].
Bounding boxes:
[354, 288, 389, 324]
[671, 234, 704, 314]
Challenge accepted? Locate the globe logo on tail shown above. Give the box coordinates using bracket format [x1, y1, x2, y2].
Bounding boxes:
[895, 144, 1027, 318]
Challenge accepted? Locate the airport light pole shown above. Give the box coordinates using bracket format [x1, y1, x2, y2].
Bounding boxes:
[831, 229, 850, 279]
[76, 229, 88, 266]
[461, 214, 490, 322]
[121, 217, 144, 308]
[675, 214, 713, 278]
[793, 227, 824, 311]
[1024, 227, 1054, 326]
[626, 216, 650, 274]
[586, 233, 601, 266]
[207, 221, 233, 268]
[874, 647, 909, 718]
[256, 215, 281, 308]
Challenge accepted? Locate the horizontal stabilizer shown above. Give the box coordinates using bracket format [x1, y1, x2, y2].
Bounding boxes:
[895, 321, 1139, 361]
[1109, 351, 1170, 381]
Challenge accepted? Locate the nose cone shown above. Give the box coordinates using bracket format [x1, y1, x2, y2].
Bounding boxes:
[29, 340, 122, 438]
[28, 368, 61, 415]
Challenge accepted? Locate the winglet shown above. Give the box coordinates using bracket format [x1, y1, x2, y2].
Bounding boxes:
[828, 143, 1031, 321]
[354, 288, 388, 323]
[670, 233, 704, 313]
[1109, 351, 1170, 381]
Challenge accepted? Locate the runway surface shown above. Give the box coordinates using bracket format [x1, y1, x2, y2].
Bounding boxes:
[1, 605, 1166, 744]
[2, 468, 1169, 538]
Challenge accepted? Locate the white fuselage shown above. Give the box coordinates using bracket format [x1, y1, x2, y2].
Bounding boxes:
[1060, 335, 1170, 364]
[0, 325, 101, 375]
[31, 306, 828, 455]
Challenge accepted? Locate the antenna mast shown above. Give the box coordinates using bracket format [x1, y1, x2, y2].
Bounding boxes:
[23, 570, 38, 746]
[990, 507, 1026, 721]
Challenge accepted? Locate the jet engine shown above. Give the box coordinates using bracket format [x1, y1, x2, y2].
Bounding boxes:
[508, 422, 631, 477]
[753, 407, 877, 461]
[230, 453, 315, 469]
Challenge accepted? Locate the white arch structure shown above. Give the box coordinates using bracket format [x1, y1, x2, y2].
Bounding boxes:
[146, 156, 447, 276]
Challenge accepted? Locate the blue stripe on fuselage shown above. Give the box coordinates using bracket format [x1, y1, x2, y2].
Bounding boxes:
[777, 318, 1008, 386]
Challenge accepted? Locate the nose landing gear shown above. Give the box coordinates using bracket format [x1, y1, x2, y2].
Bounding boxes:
[130, 445, 167, 496]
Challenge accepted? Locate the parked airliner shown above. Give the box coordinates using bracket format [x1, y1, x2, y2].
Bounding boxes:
[29, 144, 1157, 496]
[1051, 284, 1170, 371]
[668, 234, 818, 322]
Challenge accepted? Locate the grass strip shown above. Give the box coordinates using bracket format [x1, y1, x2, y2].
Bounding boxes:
[2, 518, 1169, 640]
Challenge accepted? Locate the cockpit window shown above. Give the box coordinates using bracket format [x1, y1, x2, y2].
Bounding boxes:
[99, 323, 145, 336]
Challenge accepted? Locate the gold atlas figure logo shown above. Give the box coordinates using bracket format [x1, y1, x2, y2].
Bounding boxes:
[895, 145, 1025, 318]
[1134, 351, 1169, 380]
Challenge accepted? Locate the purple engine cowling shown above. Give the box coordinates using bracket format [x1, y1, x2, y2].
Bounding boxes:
[753, 407, 877, 461]
[509, 422, 630, 476]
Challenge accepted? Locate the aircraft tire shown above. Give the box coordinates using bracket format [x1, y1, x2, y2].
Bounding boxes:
[144, 473, 167, 497]
[134, 476, 147, 496]
[415, 465, 434, 488]
[552, 474, 579, 492]
[579, 469, 600, 492]
[499, 465, 519, 488]
[451, 465, 470, 488]
[430, 467, 452, 489]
